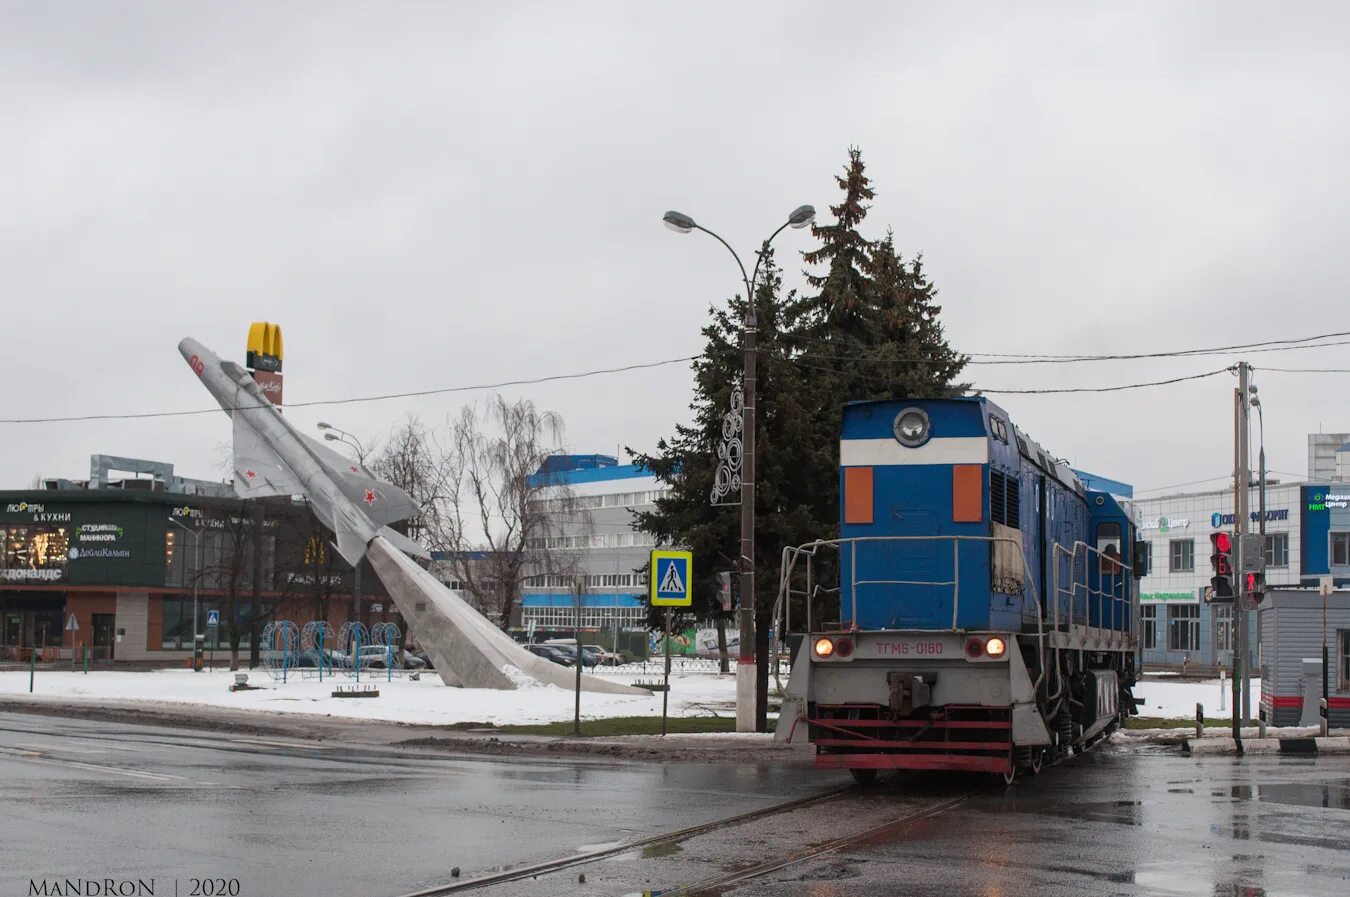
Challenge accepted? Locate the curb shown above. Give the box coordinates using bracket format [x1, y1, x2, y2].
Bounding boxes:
[1184, 736, 1335, 756]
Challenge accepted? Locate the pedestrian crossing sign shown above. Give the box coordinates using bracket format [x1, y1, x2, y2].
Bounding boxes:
[650, 550, 693, 607]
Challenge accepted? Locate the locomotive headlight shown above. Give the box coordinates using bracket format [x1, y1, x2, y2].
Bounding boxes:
[893, 407, 931, 447]
[985, 637, 1007, 658]
[813, 637, 835, 658]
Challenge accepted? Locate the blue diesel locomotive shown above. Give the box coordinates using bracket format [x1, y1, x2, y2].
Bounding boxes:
[774, 396, 1141, 783]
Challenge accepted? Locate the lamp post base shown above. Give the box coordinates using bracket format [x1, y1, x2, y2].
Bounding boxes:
[736, 661, 757, 733]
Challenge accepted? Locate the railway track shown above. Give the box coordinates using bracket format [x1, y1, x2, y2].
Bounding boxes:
[395, 735, 1107, 897]
[654, 788, 982, 895]
[392, 785, 856, 897]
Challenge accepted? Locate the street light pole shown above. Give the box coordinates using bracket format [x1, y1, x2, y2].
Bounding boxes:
[168, 517, 204, 670]
[663, 204, 815, 733]
[317, 423, 367, 625]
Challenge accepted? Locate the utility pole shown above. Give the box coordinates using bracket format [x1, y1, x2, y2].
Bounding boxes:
[739, 309, 758, 731]
[1233, 362, 1252, 734]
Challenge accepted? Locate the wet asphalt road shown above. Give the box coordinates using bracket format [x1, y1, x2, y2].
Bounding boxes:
[0, 711, 838, 897]
[3, 712, 1348, 897]
[622, 747, 1350, 897]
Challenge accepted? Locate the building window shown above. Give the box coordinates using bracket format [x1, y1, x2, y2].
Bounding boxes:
[1340, 630, 1349, 690]
[161, 597, 197, 650]
[1333, 533, 1350, 567]
[1167, 604, 1200, 652]
[1141, 605, 1157, 650]
[1263, 533, 1289, 569]
[2, 525, 70, 584]
[1213, 605, 1233, 654]
[1139, 543, 1153, 577]
[1169, 539, 1195, 573]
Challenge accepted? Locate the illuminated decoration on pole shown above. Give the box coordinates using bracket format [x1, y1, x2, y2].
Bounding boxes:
[710, 383, 743, 506]
[245, 321, 284, 406]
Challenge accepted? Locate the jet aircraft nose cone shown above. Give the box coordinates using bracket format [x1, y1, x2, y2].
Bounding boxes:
[178, 338, 217, 374]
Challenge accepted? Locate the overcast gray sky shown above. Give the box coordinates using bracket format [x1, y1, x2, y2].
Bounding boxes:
[2, 2, 1347, 497]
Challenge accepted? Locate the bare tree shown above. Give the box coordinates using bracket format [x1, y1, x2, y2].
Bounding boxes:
[369, 415, 451, 544]
[371, 396, 581, 629]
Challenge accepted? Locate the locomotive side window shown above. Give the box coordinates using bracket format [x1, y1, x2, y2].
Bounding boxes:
[1097, 522, 1123, 573]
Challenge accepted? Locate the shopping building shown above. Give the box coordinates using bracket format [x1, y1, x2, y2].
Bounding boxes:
[1132, 434, 1350, 671]
[0, 456, 390, 664]
[519, 454, 667, 649]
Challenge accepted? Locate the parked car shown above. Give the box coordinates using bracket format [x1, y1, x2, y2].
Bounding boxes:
[583, 645, 626, 666]
[546, 644, 601, 668]
[541, 639, 602, 667]
[525, 644, 574, 667]
[355, 645, 426, 670]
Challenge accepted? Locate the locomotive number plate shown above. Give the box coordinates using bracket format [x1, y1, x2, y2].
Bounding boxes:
[861, 638, 953, 659]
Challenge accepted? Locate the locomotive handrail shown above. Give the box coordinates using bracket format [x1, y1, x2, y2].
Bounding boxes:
[774, 534, 1044, 678]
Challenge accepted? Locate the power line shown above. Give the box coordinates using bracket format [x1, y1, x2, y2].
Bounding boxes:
[1258, 366, 1350, 373]
[780, 330, 1350, 365]
[1133, 475, 1233, 495]
[0, 354, 705, 425]
[972, 368, 1231, 395]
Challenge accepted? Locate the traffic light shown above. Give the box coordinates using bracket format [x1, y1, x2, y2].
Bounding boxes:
[716, 571, 734, 612]
[1244, 570, 1266, 604]
[1209, 532, 1234, 601]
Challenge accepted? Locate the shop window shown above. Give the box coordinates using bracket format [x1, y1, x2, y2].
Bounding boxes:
[1, 525, 70, 584]
[1333, 533, 1350, 567]
[1213, 605, 1233, 654]
[1141, 605, 1157, 651]
[1263, 533, 1289, 569]
[1167, 604, 1200, 652]
[162, 597, 192, 649]
[1169, 539, 1195, 573]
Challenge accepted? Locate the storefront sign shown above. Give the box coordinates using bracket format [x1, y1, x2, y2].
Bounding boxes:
[1307, 491, 1350, 512]
[1140, 516, 1189, 532]
[1141, 591, 1193, 603]
[67, 546, 131, 560]
[2, 502, 72, 523]
[76, 523, 124, 543]
[0, 568, 63, 583]
[1211, 509, 1289, 527]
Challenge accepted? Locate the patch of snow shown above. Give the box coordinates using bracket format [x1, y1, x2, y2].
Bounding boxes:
[500, 664, 545, 689]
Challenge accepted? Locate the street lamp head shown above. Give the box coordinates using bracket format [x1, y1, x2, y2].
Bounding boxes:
[787, 205, 816, 229]
[317, 421, 333, 430]
[323, 432, 341, 442]
[662, 210, 697, 234]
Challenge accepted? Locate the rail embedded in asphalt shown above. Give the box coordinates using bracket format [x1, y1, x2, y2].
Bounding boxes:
[392, 785, 856, 897]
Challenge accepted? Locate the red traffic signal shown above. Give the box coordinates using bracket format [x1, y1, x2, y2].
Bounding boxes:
[1209, 532, 1234, 599]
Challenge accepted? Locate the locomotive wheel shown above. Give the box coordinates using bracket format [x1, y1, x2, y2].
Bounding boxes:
[1030, 749, 1044, 774]
[1001, 766, 1017, 786]
[850, 768, 879, 787]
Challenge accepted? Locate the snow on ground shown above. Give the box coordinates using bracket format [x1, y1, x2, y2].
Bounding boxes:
[0, 664, 739, 727]
[1133, 675, 1259, 719]
[0, 664, 1259, 727]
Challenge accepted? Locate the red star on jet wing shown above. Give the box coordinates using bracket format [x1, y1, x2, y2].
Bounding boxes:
[364, 489, 377, 505]
[245, 470, 257, 479]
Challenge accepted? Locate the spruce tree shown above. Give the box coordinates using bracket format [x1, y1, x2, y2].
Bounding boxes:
[634, 148, 968, 731]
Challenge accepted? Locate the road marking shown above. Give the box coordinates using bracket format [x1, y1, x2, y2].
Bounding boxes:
[64, 761, 188, 782]
[233, 737, 333, 750]
[13, 742, 109, 755]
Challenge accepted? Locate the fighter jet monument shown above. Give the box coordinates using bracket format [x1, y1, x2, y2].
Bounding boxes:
[179, 336, 645, 695]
